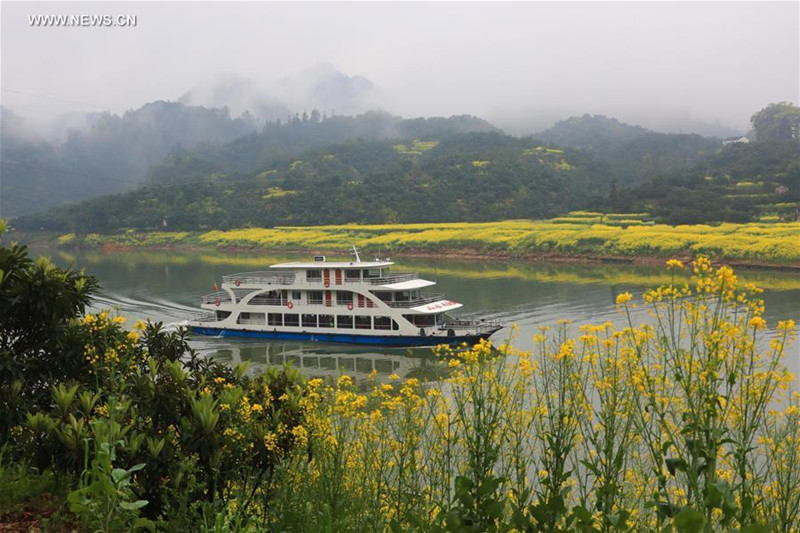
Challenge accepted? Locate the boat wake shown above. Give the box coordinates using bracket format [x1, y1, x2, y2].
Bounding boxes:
[90, 293, 201, 326]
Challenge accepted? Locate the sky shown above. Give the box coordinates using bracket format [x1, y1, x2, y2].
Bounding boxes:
[1, 1, 798, 136]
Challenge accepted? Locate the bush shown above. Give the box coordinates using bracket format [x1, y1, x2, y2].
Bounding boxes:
[1, 226, 308, 529]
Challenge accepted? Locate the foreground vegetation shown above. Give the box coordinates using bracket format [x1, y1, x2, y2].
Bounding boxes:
[54, 216, 800, 265]
[2, 218, 800, 531]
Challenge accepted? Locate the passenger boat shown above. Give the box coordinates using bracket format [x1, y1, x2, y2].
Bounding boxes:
[188, 249, 502, 347]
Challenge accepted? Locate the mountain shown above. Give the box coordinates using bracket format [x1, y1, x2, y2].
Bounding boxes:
[15, 132, 611, 232]
[179, 64, 383, 122]
[594, 140, 800, 224]
[535, 114, 651, 151]
[1, 102, 259, 217]
[534, 114, 721, 185]
[147, 110, 500, 178]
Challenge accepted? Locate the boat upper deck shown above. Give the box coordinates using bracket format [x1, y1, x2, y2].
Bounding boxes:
[222, 259, 428, 288]
[270, 260, 394, 269]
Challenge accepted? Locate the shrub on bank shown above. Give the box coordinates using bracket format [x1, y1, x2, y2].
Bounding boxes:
[0, 233, 307, 531]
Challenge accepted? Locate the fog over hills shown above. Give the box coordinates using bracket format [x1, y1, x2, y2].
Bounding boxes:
[178, 64, 384, 125]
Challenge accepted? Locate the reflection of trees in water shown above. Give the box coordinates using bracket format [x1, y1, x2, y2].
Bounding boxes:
[199, 341, 440, 382]
[50, 247, 800, 292]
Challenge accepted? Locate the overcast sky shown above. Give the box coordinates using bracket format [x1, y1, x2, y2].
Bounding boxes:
[1, 1, 798, 135]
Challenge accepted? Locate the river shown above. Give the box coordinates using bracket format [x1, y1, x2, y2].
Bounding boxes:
[36, 246, 800, 382]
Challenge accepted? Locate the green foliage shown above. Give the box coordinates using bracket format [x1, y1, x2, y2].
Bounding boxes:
[596, 140, 800, 224]
[67, 426, 153, 533]
[0, 232, 308, 528]
[751, 102, 800, 141]
[1, 103, 258, 218]
[0, 239, 98, 442]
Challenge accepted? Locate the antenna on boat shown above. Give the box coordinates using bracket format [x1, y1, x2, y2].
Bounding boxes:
[352, 245, 361, 263]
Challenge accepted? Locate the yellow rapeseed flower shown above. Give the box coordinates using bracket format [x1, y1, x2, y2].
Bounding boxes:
[616, 292, 633, 305]
[666, 259, 684, 270]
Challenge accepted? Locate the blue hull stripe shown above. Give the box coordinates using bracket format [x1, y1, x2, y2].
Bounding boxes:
[191, 326, 493, 347]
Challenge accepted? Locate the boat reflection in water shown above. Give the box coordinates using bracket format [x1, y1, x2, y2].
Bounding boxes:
[193, 339, 439, 382]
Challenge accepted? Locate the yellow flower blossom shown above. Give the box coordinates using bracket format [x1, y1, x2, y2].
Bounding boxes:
[615, 292, 633, 305]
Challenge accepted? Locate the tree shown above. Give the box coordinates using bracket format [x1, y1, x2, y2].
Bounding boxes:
[750, 102, 800, 141]
[0, 222, 99, 441]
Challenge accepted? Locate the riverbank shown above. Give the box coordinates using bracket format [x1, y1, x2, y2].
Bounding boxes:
[14, 218, 800, 270]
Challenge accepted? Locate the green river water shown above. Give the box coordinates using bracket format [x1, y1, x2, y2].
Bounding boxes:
[36, 247, 800, 382]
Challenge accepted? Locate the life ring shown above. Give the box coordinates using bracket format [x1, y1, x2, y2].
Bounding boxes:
[234, 279, 241, 287]
[287, 301, 294, 309]
[215, 297, 221, 306]
[347, 302, 353, 310]
[324, 280, 330, 288]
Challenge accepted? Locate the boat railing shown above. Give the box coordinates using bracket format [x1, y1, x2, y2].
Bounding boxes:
[366, 273, 419, 285]
[386, 294, 445, 308]
[202, 291, 233, 304]
[248, 296, 285, 306]
[222, 271, 296, 285]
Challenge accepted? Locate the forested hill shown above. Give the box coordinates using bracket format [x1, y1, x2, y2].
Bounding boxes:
[0, 106, 496, 218]
[535, 114, 722, 185]
[0, 102, 258, 217]
[17, 134, 612, 231]
[9, 104, 799, 232]
[162, 110, 499, 177]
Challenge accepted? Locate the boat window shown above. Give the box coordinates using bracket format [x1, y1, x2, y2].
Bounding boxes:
[337, 315, 353, 328]
[363, 268, 382, 279]
[395, 291, 410, 302]
[344, 270, 360, 281]
[216, 311, 231, 320]
[403, 314, 435, 326]
[354, 316, 371, 329]
[374, 316, 391, 330]
[392, 320, 399, 331]
[373, 291, 392, 303]
[267, 313, 282, 326]
[284, 314, 299, 327]
[307, 291, 323, 305]
[302, 314, 317, 328]
[306, 269, 322, 282]
[318, 315, 334, 328]
[336, 291, 353, 304]
[237, 312, 265, 325]
[292, 291, 302, 300]
[251, 292, 283, 305]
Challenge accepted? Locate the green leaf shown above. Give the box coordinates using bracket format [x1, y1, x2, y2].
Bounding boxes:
[571, 505, 593, 523]
[120, 499, 149, 510]
[477, 476, 502, 498]
[665, 457, 687, 476]
[454, 475, 473, 494]
[111, 468, 129, 484]
[673, 508, 706, 533]
[482, 499, 504, 520]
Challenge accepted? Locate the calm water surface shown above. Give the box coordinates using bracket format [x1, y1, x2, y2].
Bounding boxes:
[37, 247, 800, 381]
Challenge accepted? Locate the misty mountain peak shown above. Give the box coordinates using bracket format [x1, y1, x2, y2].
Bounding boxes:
[178, 64, 382, 122]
